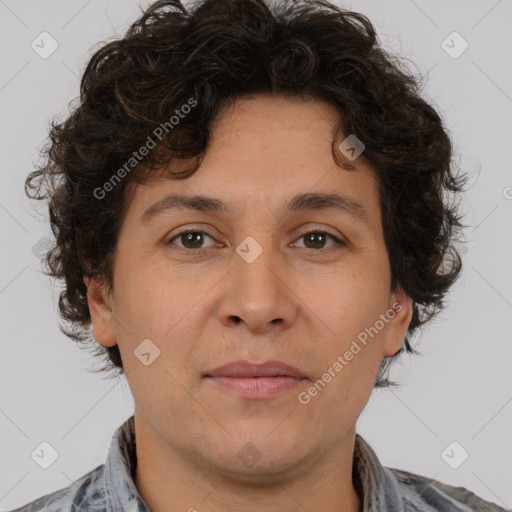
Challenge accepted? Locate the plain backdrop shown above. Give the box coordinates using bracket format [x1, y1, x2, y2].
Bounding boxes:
[1, 0, 511, 510]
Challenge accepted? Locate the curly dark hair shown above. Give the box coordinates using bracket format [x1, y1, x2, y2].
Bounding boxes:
[26, 0, 469, 387]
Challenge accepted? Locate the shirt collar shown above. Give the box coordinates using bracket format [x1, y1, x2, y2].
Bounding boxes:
[103, 415, 402, 512]
[104, 415, 150, 512]
[354, 433, 405, 511]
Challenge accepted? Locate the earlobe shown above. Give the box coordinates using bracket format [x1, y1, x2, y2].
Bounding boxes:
[383, 288, 413, 357]
[83, 276, 117, 347]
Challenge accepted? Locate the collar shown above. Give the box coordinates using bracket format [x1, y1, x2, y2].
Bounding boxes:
[354, 433, 406, 511]
[104, 415, 150, 512]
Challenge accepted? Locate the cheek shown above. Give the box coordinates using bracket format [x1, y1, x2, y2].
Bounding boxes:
[112, 266, 207, 376]
[113, 261, 188, 335]
[303, 269, 390, 393]
[310, 268, 389, 338]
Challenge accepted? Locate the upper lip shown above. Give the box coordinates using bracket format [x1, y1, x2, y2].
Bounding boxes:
[204, 359, 307, 379]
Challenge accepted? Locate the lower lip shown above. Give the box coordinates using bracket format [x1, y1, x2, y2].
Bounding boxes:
[205, 376, 306, 398]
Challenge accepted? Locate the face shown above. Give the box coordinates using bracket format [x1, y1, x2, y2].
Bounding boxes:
[86, 92, 412, 479]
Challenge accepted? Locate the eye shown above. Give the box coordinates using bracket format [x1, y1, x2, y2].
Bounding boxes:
[291, 231, 347, 253]
[166, 229, 348, 253]
[167, 230, 217, 251]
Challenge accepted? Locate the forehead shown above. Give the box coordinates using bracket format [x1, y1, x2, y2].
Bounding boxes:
[124, 93, 381, 231]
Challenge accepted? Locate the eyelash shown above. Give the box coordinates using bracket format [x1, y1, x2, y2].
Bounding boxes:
[166, 229, 348, 255]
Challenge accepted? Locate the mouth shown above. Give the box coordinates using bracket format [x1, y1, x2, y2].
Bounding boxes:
[203, 359, 308, 399]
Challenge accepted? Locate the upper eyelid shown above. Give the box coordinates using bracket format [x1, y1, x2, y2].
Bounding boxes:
[169, 221, 343, 235]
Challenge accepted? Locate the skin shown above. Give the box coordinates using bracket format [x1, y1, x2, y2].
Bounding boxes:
[85, 92, 413, 512]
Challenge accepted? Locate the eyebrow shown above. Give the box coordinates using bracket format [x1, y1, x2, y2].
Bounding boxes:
[140, 192, 369, 226]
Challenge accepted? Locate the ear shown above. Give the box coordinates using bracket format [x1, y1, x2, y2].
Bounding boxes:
[382, 286, 413, 357]
[83, 276, 117, 347]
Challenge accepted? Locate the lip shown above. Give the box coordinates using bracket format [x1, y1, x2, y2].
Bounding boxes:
[206, 376, 305, 398]
[204, 359, 306, 379]
[203, 359, 308, 399]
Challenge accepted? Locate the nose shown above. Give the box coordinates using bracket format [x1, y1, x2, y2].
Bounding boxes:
[216, 237, 297, 335]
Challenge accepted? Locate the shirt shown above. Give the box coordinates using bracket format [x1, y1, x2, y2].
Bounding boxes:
[8, 415, 510, 512]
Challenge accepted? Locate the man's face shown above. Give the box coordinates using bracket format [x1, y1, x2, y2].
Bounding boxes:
[87, 93, 412, 477]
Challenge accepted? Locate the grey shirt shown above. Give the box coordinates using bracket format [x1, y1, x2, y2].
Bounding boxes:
[8, 415, 510, 512]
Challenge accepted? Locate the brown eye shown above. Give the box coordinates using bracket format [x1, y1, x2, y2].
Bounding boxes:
[292, 231, 347, 253]
[167, 231, 215, 250]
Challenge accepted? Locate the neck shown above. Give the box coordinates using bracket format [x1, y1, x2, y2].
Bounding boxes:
[133, 415, 362, 512]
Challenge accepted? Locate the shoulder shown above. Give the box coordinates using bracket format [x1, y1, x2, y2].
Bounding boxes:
[7, 464, 105, 512]
[386, 467, 511, 512]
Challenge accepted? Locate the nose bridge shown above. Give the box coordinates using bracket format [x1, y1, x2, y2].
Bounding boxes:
[217, 228, 296, 332]
[234, 228, 282, 301]
[239, 233, 278, 281]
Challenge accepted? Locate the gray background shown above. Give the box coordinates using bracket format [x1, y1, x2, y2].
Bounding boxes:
[1, 0, 511, 509]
